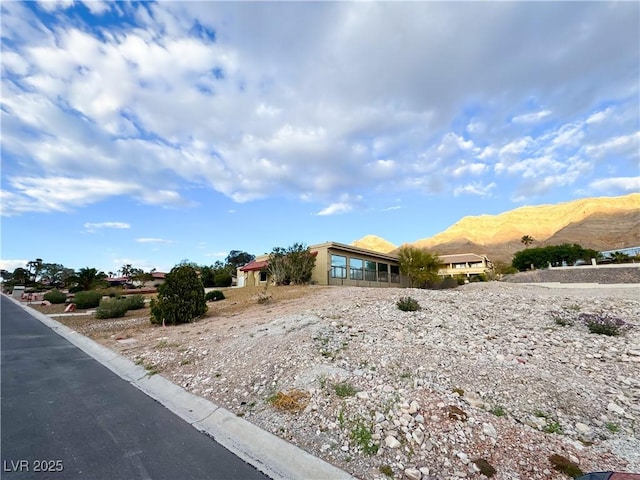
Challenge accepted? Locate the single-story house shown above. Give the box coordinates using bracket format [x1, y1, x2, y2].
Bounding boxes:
[238, 242, 411, 288]
[437, 253, 493, 278]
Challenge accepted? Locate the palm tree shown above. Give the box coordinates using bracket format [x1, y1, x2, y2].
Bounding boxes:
[120, 264, 133, 278]
[71, 268, 107, 291]
[521, 235, 534, 248]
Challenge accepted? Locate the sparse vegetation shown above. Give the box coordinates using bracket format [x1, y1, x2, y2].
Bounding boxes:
[472, 458, 496, 478]
[267, 390, 310, 412]
[579, 312, 630, 336]
[379, 465, 393, 477]
[490, 406, 506, 417]
[350, 419, 378, 455]
[606, 422, 620, 433]
[333, 382, 357, 398]
[549, 454, 584, 478]
[550, 310, 575, 327]
[397, 296, 421, 312]
[544, 421, 563, 434]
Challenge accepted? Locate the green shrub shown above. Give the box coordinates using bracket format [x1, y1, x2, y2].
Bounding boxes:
[429, 277, 459, 289]
[205, 290, 226, 302]
[95, 298, 130, 319]
[550, 310, 575, 327]
[397, 296, 421, 312]
[68, 285, 84, 294]
[43, 289, 67, 304]
[579, 312, 630, 336]
[150, 265, 207, 325]
[125, 294, 146, 310]
[73, 290, 103, 309]
[333, 382, 357, 397]
[213, 273, 232, 287]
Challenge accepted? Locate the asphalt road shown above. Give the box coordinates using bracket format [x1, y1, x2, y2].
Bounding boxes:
[0, 296, 270, 480]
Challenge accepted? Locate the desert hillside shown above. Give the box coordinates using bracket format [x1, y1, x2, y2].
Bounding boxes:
[353, 194, 640, 261]
[351, 234, 397, 253]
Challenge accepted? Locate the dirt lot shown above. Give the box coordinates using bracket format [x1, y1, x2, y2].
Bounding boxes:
[28, 283, 640, 480]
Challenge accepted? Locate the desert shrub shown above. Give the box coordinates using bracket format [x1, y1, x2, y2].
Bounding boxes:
[333, 382, 357, 397]
[213, 273, 232, 287]
[548, 454, 583, 478]
[73, 290, 103, 309]
[125, 294, 146, 310]
[150, 265, 207, 325]
[43, 289, 67, 304]
[95, 298, 130, 319]
[455, 275, 467, 285]
[429, 277, 459, 290]
[101, 287, 124, 298]
[268, 242, 316, 285]
[205, 290, 225, 302]
[397, 296, 421, 312]
[550, 310, 575, 327]
[579, 312, 629, 336]
[68, 285, 84, 294]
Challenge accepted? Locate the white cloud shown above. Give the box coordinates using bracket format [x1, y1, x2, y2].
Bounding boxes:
[589, 176, 640, 193]
[584, 132, 640, 160]
[512, 110, 551, 124]
[453, 182, 496, 197]
[84, 222, 131, 232]
[0, 2, 638, 211]
[316, 194, 363, 216]
[204, 251, 227, 258]
[0, 259, 29, 272]
[135, 238, 175, 245]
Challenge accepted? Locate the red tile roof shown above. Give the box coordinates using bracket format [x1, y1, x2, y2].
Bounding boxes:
[239, 260, 269, 272]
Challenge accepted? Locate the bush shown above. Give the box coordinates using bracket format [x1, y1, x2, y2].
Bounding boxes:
[579, 312, 630, 336]
[102, 287, 124, 298]
[68, 285, 84, 294]
[95, 298, 130, 319]
[213, 273, 232, 287]
[125, 294, 146, 310]
[43, 289, 67, 304]
[429, 277, 459, 290]
[550, 310, 574, 327]
[205, 290, 225, 302]
[150, 265, 207, 325]
[73, 290, 103, 309]
[397, 296, 421, 312]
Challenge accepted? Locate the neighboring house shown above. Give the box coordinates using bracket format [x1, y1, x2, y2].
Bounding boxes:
[438, 253, 493, 279]
[238, 242, 411, 288]
[143, 272, 166, 288]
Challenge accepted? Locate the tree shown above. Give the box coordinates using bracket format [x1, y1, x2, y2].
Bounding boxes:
[267, 243, 316, 285]
[41, 263, 65, 287]
[511, 244, 598, 271]
[1, 269, 13, 282]
[11, 267, 30, 285]
[27, 258, 44, 283]
[521, 235, 534, 248]
[70, 268, 108, 291]
[610, 251, 631, 264]
[150, 265, 207, 325]
[397, 246, 442, 288]
[225, 251, 255, 272]
[120, 264, 133, 277]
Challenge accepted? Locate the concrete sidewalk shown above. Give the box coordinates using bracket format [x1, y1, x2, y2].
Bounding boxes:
[3, 294, 353, 480]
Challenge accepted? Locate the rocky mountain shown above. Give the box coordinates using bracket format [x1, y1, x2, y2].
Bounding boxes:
[351, 235, 397, 253]
[352, 194, 640, 262]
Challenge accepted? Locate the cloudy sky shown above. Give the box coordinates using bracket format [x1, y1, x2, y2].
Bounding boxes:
[1, 1, 638, 274]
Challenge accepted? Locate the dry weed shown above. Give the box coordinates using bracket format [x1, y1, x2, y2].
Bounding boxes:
[268, 390, 310, 412]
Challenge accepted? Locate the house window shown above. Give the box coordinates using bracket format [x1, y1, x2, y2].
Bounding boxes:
[365, 261, 377, 281]
[350, 258, 363, 280]
[377, 262, 388, 282]
[331, 255, 347, 278]
[259, 271, 268, 282]
[390, 264, 400, 283]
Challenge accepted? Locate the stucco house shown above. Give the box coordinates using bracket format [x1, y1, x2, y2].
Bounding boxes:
[437, 253, 493, 279]
[238, 242, 411, 288]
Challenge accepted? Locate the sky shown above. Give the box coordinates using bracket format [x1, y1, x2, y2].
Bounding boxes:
[1, 1, 639, 275]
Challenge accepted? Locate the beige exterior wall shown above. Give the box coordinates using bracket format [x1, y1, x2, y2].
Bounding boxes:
[239, 243, 410, 288]
[438, 255, 493, 278]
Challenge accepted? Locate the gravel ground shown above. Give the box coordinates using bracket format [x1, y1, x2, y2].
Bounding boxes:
[40, 283, 640, 480]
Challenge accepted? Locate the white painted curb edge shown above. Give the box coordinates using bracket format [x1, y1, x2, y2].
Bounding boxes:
[4, 295, 354, 480]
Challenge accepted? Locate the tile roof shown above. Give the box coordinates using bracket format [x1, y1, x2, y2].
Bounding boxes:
[239, 260, 269, 272]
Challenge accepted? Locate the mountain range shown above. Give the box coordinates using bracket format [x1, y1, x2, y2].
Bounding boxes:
[351, 193, 640, 263]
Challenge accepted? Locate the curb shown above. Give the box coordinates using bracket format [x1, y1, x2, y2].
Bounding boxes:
[4, 295, 354, 480]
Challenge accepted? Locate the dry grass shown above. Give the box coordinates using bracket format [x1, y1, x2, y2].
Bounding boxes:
[268, 389, 311, 412]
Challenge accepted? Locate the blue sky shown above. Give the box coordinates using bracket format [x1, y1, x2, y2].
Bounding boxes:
[1, 1, 639, 274]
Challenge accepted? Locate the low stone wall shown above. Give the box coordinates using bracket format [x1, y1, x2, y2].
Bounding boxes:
[503, 265, 640, 284]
